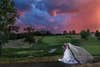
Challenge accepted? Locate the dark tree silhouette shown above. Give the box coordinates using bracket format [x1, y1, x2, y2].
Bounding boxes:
[8, 25, 20, 32]
[63, 30, 68, 35]
[0, 0, 16, 56]
[69, 31, 72, 35]
[95, 30, 100, 40]
[24, 27, 35, 43]
[86, 29, 91, 36]
[46, 31, 52, 35]
[72, 30, 76, 35]
[80, 30, 90, 40]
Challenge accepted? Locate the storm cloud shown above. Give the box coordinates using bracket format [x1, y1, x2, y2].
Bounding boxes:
[14, 0, 100, 33]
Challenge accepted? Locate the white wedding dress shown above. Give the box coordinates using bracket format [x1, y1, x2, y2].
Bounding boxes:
[58, 47, 78, 64]
[58, 43, 93, 64]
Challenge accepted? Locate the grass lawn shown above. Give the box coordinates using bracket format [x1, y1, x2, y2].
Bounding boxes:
[80, 37, 100, 56]
[0, 35, 100, 63]
[42, 35, 100, 56]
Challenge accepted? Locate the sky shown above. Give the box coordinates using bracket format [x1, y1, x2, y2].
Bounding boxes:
[13, 0, 100, 33]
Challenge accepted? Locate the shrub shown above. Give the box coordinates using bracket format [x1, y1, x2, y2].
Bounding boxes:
[70, 39, 81, 46]
[80, 30, 90, 40]
[24, 35, 35, 43]
[95, 30, 100, 40]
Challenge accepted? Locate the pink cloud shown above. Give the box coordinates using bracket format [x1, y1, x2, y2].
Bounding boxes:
[53, 0, 100, 32]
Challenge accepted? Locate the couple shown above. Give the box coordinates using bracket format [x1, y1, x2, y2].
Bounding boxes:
[58, 43, 93, 65]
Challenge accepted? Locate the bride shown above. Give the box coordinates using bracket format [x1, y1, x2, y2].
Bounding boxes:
[58, 43, 93, 65]
[58, 43, 79, 64]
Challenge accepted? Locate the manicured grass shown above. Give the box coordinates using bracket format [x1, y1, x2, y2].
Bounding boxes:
[2, 35, 100, 57]
[0, 35, 100, 62]
[81, 45, 100, 56]
[42, 36, 70, 44]
[80, 37, 100, 56]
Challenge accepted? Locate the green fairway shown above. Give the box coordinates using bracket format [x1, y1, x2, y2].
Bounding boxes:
[1, 35, 100, 62]
[42, 35, 100, 56]
[3, 35, 100, 56]
[80, 37, 100, 56]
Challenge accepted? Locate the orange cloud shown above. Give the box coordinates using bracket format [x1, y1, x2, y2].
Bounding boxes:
[53, 0, 100, 32]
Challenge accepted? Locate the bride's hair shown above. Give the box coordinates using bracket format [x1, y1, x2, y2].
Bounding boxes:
[63, 43, 69, 50]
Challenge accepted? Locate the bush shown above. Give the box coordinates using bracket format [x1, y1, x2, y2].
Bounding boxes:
[80, 30, 90, 40]
[95, 30, 100, 40]
[97, 37, 100, 40]
[24, 36, 35, 43]
[0, 32, 8, 44]
[70, 39, 81, 46]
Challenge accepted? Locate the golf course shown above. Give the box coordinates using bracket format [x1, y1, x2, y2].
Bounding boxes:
[0, 35, 100, 63]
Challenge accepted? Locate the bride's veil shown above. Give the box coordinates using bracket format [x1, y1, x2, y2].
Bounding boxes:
[68, 43, 94, 64]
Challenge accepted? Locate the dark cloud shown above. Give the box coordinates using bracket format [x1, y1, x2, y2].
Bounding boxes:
[13, 0, 35, 10]
[14, 0, 100, 33]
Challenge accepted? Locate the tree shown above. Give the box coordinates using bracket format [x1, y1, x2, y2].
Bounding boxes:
[0, 0, 16, 37]
[0, 0, 16, 56]
[46, 31, 52, 35]
[63, 30, 68, 35]
[8, 25, 20, 32]
[95, 30, 100, 40]
[72, 30, 76, 35]
[34, 31, 41, 35]
[86, 29, 91, 36]
[69, 31, 72, 35]
[68, 30, 76, 35]
[24, 27, 35, 43]
[80, 30, 90, 40]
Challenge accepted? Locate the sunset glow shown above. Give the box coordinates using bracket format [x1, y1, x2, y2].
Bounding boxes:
[14, 0, 100, 33]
